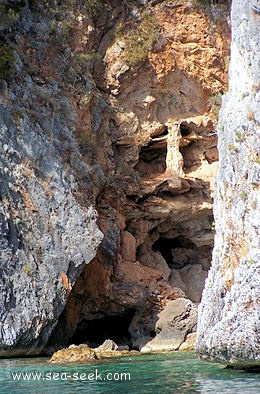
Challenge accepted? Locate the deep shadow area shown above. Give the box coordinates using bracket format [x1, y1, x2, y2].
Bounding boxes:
[152, 236, 196, 268]
[135, 137, 167, 178]
[69, 309, 136, 348]
[180, 122, 192, 137]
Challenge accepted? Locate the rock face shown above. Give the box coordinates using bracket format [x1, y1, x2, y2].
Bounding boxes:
[50, 340, 137, 364]
[0, 0, 103, 356]
[140, 298, 197, 353]
[196, 0, 260, 369]
[0, 0, 231, 356]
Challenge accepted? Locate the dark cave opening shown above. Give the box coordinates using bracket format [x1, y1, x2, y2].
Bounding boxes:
[135, 133, 167, 178]
[180, 122, 192, 137]
[152, 235, 197, 269]
[151, 127, 168, 138]
[69, 309, 136, 348]
[139, 145, 166, 163]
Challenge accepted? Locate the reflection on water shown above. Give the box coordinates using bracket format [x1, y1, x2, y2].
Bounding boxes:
[0, 352, 259, 394]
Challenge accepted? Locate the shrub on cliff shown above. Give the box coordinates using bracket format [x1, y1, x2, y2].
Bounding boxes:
[123, 12, 159, 66]
[0, 1, 25, 31]
[0, 40, 15, 83]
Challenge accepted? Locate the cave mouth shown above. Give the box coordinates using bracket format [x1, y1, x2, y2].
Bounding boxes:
[135, 135, 167, 178]
[69, 309, 136, 348]
[152, 235, 196, 269]
[180, 122, 192, 137]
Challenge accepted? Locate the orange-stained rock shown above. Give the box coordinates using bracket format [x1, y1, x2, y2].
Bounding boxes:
[139, 250, 171, 279]
[49, 342, 139, 364]
[120, 231, 137, 262]
[50, 344, 98, 364]
[119, 260, 164, 286]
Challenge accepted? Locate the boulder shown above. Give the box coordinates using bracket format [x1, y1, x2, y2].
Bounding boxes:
[141, 298, 197, 352]
[139, 250, 171, 279]
[119, 260, 164, 287]
[179, 332, 197, 351]
[169, 269, 186, 290]
[50, 344, 97, 363]
[132, 336, 154, 351]
[50, 343, 138, 363]
[120, 231, 136, 261]
[179, 264, 208, 303]
[94, 339, 118, 352]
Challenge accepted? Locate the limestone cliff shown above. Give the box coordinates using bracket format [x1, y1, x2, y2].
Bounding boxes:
[0, 0, 230, 356]
[196, 0, 260, 369]
[0, 0, 103, 356]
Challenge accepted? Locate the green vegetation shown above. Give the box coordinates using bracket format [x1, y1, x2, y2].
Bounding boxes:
[85, 0, 102, 18]
[11, 109, 24, 122]
[60, 20, 74, 43]
[75, 51, 102, 68]
[0, 1, 25, 30]
[0, 40, 15, 83]
[247, 110, 255, 122]
[235, 131, 245, 143]
[1, 196, 9, 206]
[228, 144, 238, 152]
[239, 191, 247, 201]
[209, 93, 222, 119]
[23, 264, 35, 276]
[256, 156, 260, 165]
[123, 12, 159, 67]
[79, 133, 96, 147]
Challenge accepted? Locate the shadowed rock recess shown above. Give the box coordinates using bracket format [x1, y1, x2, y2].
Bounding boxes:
[0, 0, 232, 356]
[196, 0, 260, 371]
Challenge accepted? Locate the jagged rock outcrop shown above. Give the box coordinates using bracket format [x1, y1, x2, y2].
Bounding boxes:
[0, 0, 103, 356]
[0, 0, 231, 356]
[196, 0, 260, 369]
[49, 340, 137, 364]
[140, 298, 197, 353]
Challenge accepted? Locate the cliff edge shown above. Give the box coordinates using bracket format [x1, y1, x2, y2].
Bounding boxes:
[196, 0, 260, 370]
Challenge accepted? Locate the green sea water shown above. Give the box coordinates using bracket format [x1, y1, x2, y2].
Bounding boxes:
[0, 352, 259, 393]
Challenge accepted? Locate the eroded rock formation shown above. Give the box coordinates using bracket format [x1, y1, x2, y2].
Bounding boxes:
[196, 0, 260, 369]
[0, 0, 230, 356]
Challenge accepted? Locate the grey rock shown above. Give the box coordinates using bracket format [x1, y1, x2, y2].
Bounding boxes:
[94, 339, 118, 352]
[141, 298, 197, 352]
[196, 0, 260, 369]
[0, 56, 103, 356]
[179, 264, 208, 303]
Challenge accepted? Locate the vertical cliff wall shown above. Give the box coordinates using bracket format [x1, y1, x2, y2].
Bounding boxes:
[44, 0, 231, 354]
[0, 0, 231, 356]
[196, 0, 260, 369]
[0, 0, 103, 356]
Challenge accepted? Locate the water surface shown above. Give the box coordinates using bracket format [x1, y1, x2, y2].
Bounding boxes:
[0, 352, 259, 393]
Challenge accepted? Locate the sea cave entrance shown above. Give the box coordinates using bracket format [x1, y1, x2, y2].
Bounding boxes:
[68, 309, 136, 348]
